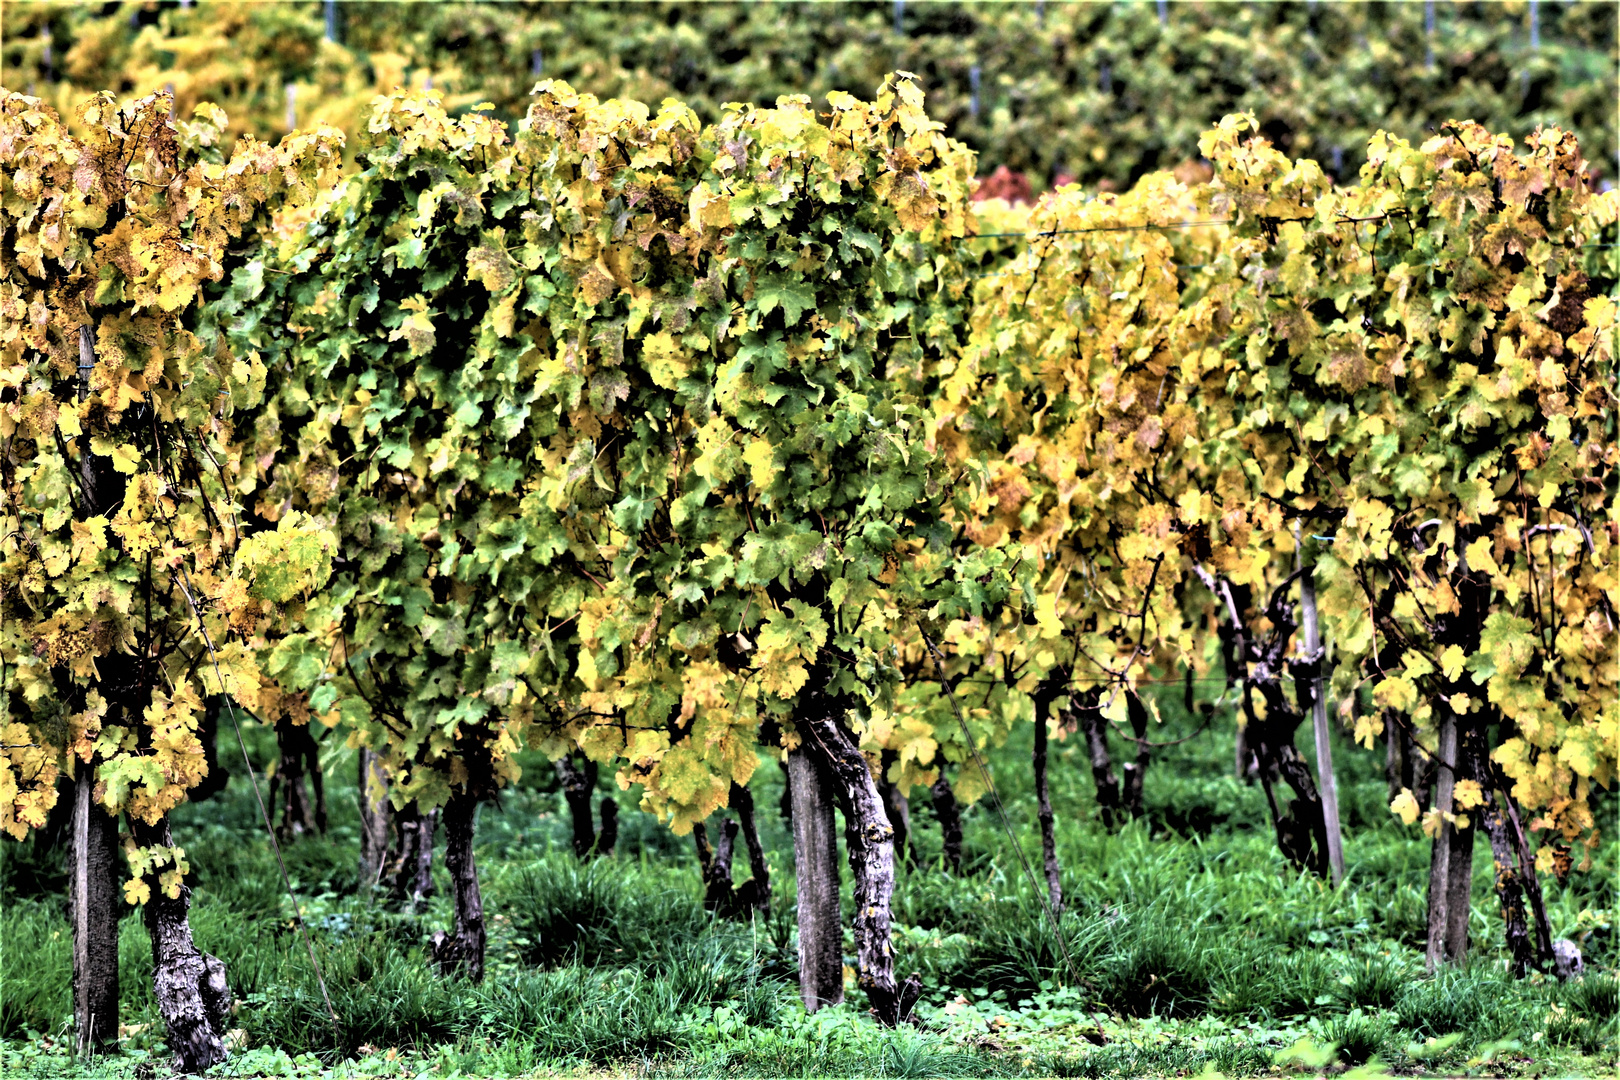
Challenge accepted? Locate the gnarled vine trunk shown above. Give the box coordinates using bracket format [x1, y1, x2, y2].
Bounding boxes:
[389, 801, 437, 907]
[555, 752, 603, 858]
[1121, 690, 1154, 820]
[695, 818, 744, 914]
[799, 695, 918, 1026]
[432, 790, 485, 981]
[1204, 569, 1331, 877]
[729, 781, 771, 912]
[1073, 691, 1121, 826]
[130, 817, 231, 1073]
[1479, 782, 1538, 976]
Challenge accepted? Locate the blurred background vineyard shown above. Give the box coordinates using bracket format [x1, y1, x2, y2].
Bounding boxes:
[3, 0, 1615, 191]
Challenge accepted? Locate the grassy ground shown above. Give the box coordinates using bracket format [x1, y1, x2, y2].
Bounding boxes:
[2, 688, 1615, 1079]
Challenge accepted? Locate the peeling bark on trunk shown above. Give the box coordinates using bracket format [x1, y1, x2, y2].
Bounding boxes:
[358, 748, 392, 890]
[730, 782, 771, 912]
[876, 750, 912, 865]
[800, 703, 911, 1025]
[431, 791, 485, 982]
[71, 768, 119, 1055]
[1207, 568, 1330, 876]
[1073, 692, 1121, 826]
[1032, 678, 1063, 914]
[131, 817, 230, 1073]
[787, 748, 842, 1012]
[556, 752, 601, 858]
[929, 771, 963, 873]
[1500, 789, 1554, 965]
[1480, 790, 1537, 977]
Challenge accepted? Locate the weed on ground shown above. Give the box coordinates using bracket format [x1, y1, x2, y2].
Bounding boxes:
[3, 703, 1614, 1078]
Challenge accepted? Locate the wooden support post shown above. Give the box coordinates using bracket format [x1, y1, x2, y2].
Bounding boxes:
[1426, 712, 1459, 971]
[788, 749, 843, 1012]
[1299, 563, 1344, 886]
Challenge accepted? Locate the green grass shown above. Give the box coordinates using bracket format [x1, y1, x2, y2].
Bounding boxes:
[2, 692, 1615, 1078]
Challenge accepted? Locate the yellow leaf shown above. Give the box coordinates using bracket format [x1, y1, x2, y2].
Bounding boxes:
[1420, 807, 1445, 838]
[1439, 644, 1467, 683]
[1034, 593, 1063, 639]
[57, 402, 81, 438]
[71, 516, 109, 564]
[1452, 779, 1485, 810]
[1390, 789, 1420, 825]
[690, 183, 733, 229]
[577, 648, 599, 690]
[643, 331, 690, 390]
[742, 438, 777, 490]
[628, 728, 670, 762]
[1352, 710, 1384, 750]
[124, 877, 152, 906]
[90, 436, 141, 474]
[1463, 537, 1500, 578]
[1373, 675, 1419, 713]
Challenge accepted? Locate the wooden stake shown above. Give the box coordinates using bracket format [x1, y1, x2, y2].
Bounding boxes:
[1299, 555, 1345, 885]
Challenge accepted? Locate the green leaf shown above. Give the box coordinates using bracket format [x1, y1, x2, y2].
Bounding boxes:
[752, 274, 817, 326]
